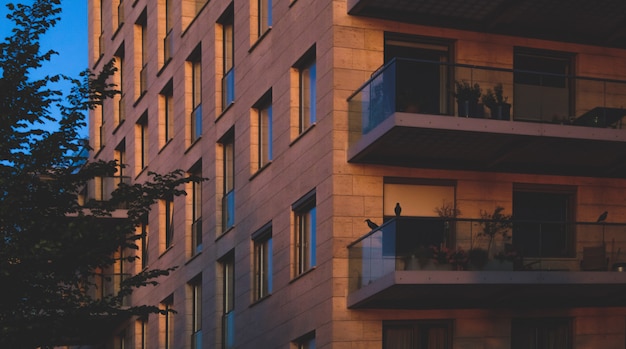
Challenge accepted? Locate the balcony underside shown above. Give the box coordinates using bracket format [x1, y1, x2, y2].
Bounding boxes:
[347, 113, 626, 178]
[347, 0, 626, 49]
[348, 270, 626, 309]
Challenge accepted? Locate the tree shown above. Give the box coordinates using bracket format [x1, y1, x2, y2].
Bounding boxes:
[0, 1, 200, 347]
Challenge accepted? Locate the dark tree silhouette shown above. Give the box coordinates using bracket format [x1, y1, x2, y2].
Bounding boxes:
[0, 1, 201, 347]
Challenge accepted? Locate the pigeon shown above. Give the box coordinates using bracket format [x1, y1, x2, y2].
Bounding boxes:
[394, 202, 402, 217]
[597, 211, 608, 222]
[365, 219, 379, 230]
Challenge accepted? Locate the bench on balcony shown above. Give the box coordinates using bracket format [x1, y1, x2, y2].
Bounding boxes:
[573, 107, 626, 128]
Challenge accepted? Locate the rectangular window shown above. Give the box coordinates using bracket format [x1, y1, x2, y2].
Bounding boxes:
[114, 52, 125, 125]
[293, 190, 316, 276]
[160, 297, 174, 349]
[160, 81, 174, 146]
[98, 106, 105, 150]
[258, 0, 272, 36]
[383, 321, 451, 349]
[513, 48, 573, 122]
[191, 166, 203, 255]
[294, 332, 315, 349]
[297, 54, 316, 133]
[221, 133, 235, 232]
[116, 0, 124, 29]
[221, 252, 235, 349]
[136, 317, 147, 349]
[114, 140, 127, 185]
[141, 214, 149, 269]
[136, 11, 148, 98]
[255, 92, 273, 169]
[191, 59, 202, 142]
[164, 0, 174, 62]
[190, 277, 202, 349]
[115, 329, 127, 349]
[513, 186, 575, 258]
[511, 318, 571, 349]
[136, 113, 148, 172]
[253, 224, 272, 300]
[219, 7, 235, 111]
[164, 196, 174, 249]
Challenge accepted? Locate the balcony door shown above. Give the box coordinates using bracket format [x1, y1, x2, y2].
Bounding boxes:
[384, 35, 453, 115]
[513, 49, 574, 122]
[512, 187, 575, 258]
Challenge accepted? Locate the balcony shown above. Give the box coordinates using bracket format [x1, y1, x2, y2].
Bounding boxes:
[347, 58, 626, 178]
[347, 0, 626, 50]
[348, 217, 626, 309]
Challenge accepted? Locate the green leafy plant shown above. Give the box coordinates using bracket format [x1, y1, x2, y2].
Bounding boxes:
[454, 80, 482, 102]
[481, 83, 509, 109]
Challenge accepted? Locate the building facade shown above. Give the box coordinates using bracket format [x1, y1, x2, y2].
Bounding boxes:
[88, 0, 626, 348]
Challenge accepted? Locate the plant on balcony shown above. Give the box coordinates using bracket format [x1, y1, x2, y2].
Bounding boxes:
[430, 245, 450, 265]
[447, 247, 469, 270]
[481, 83, 511, 120]
[468, 247, 489, 270]
[477, 206, 513, 257]
[454, 80, 482, 118]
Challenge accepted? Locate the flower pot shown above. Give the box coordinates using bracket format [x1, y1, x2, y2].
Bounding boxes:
[488, 103, 511, 120]
[457, 99, 482, 118]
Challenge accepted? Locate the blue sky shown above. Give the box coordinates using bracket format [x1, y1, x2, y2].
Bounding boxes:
[1, 0, 88, 135]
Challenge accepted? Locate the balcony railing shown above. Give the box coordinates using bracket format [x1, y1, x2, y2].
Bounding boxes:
[349, 217, 626, 290]
[348, 58, 626, 142]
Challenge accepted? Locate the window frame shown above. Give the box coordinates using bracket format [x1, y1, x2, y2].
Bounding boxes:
[383, 320, 452, 349]
[297, 55, 316, 133]
[190, 276, 202, 349]
[220, 131, 235, 232]
[221, 252, 235, 349]
[511, 317, 572, 349]
[293, 190, 316, 276]
[252, 223, 273, 301]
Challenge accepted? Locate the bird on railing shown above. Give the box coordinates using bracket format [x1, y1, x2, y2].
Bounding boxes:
[365, 219, 379, 230]
[394, 202, 402, 217]
[597, 211, 608, 222]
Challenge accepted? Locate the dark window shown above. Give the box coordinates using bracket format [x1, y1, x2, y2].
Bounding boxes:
[384, 321, 451, 349]
[512, 318, 572, 349]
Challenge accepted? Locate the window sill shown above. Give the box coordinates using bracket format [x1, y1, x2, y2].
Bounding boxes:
[133, 91, 146, 107]
[157, 57, 172, 77]
[112, 119, 125, 134]
[112, 23, 124, 40]
[135, 165, 149, 180]
[185, 136, 202, 154]
[158, 138, 174, 154]
[159, 245, 174, 259]
[216, 225, 235, 242]
[93, 145, 105, 159]
[290, 266, 316, 284]
[185, 250, 203, 265]
[216, 101, 235, 122]
[249, 27, 272, 52]
[249, 293, 272, 308]
[249, 161, 272, 181]
[290, 122, 316, 147]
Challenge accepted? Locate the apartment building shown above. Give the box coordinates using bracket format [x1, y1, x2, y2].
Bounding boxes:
[88, 0, 626, 347]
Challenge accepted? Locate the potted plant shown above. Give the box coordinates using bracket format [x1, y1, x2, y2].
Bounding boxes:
[478, 206, 512, 257]
[454, 80, 482, 118]
[468, 247, 489, 270]
[481, 83, 511, 120]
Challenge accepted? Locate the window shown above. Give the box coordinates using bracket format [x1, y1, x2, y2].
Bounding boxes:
[293, 190, 316, 276]
[253, 223, 272, 300]
[136, 317, 147, 349]
[296, 50, 316, 133]
[513, 48, 573, 122]
[159, 81, 174, 146]
[160, 297, 174, 349]
[97, 106, 105, 150]
[114, 47, 125, 126]
[164, 0, 174, 62]
[140, 214, 149, 269]
[221, 252, 235, 349]
[114, 140, 127, 186]
[258, 0, 272, 36]
[384, 34, 453, 116]
[136, 11, 148, 98]
[383, 321, 451, 349]
[115, 0, 124, 29]
[163, 195, 174, 250]
[115, 329, 128, 349]
[513, 185, 575, 258]
[255, 91, 273, 170]
[97, 0, 104, 57]
[190, 60, 202, 143]
[190, 277, 202, 349]
[136, 113, 148, 172]
[511, 318, 571, 349]
[294, 332, 315, 349]
[220, 132, 235, 232]
[219, 6, 235, 111]
[190, 165, 202, 255]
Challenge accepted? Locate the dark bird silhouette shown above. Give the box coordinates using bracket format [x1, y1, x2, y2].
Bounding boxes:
[597, 211, 608, 222]
[394, 202, 402, 217]
[365, 219, 379, 230]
